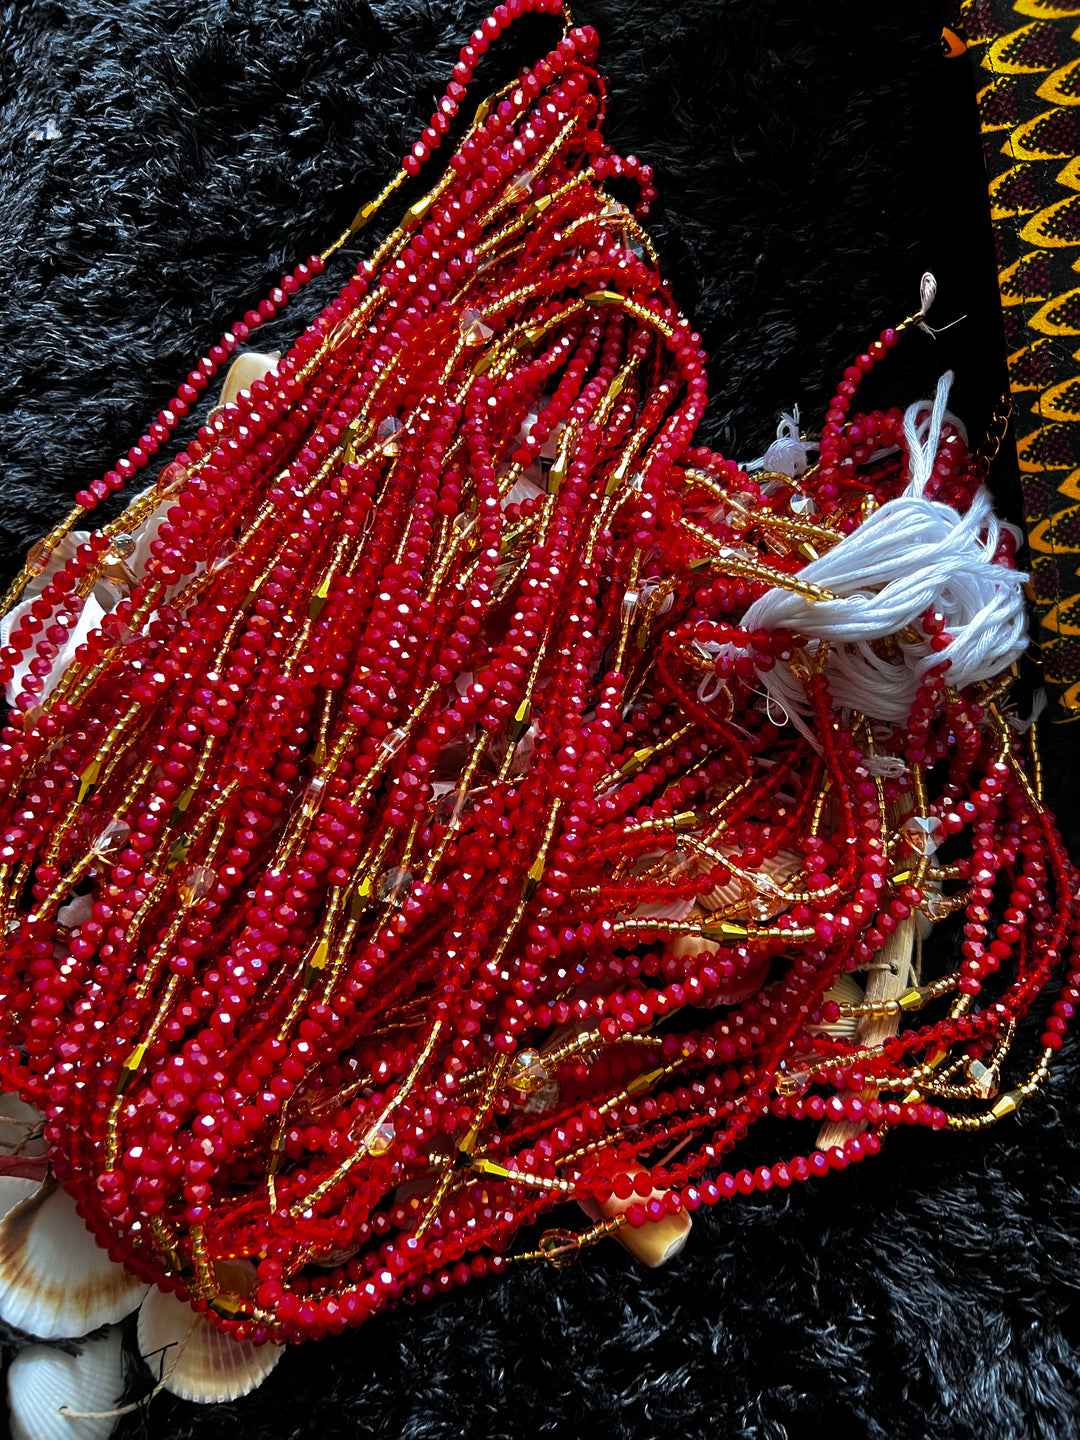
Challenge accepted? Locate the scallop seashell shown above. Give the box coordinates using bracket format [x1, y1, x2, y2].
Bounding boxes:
[808, 971, 865, 1040]
[667, 930, 719, 963]
[663, 910, 770, 1006]
[628, 895, 697, 924]
[0, 1176, 44, 1221]
[699, 849, 802, 918]
[0, 1093, 45, 1157]
[218, 351, 280, 407]
[502, 470, 544, 507]
[0, 1181, 148, 1339]
[137, 1285, 284, 1404]
[1, 590, 105, 707]
[8, 1328, 125, 1440]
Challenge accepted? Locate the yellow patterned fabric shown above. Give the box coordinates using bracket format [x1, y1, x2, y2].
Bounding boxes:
[962, 0, 1080, 712]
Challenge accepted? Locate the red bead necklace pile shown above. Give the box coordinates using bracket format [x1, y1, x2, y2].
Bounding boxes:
[0, 0, 1076, 1348]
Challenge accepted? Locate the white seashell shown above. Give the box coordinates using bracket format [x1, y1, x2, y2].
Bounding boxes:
[816, 919, 918, 1153]
[137, 1285, 284, 1404]
[628, 896, 696, 924]
[0, 1093, 45, 1157]
[663, 909, 771, 1006]
[807, 972, 865, 1040]
[1, 591, 106, 708]
[697, 873, 746, 912]
[502, 470, 545, 508]
[0, 1181, 148, 1339]
[218, 352, 280, 407]
[667, 931, 719, 963]
[0, 1177, 44, 1221]
[698, 849, 802, 918]
[55, 893, 95, 931]
[8, 1328, 125, 1440]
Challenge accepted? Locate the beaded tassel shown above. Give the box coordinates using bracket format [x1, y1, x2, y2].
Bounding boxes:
[0, 1, 1074, 1354]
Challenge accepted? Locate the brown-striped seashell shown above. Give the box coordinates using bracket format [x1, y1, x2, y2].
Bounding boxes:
[217, 351, 280, 407]
[596, 1165, 692, 1268]
[0, 1176, 44, 1222]
[0, 1180, 148, 1339]
[136, 1285, 284, 1404]
[7, 1327, 125, 1440]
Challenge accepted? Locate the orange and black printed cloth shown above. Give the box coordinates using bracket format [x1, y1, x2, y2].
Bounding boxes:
[958, 0, 1080, 715]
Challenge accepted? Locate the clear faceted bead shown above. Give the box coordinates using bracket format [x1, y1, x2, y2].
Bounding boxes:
[376, 416, 404, 455]
[301, 776, 326, 819]
[539, 1229, 579, 1268]
[99, 613, 135, 648]
[376, 867, 413, 906]
[25, 539, 53, 577]
[775, 1062, 811, 1096]
[156, 461, 189, 498]
[365, 1118, 395, 1155]
[922, 889, 951, 921]
[434, 787, 472, 827]
[328, 316, 357, 349]
[967, 1059, 998, 1098]
[508, 1049, 550, 1095]
[902, 815, 944, 856]
[504, 168, 536, 202]
[725, 491, 757, 530]
[178, 864, 217, 906]
[106, 533, 137, 561]
[91, 816, 130, 860]
[460, 309, 494, 346]
[789, 493, 819, 518]
[380, 727, 407, 757]
[311, 1242, 361, 1268]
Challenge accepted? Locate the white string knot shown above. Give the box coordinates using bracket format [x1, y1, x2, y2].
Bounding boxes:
[1005, 688, 1047, 733]
[744, 405, 819, 479]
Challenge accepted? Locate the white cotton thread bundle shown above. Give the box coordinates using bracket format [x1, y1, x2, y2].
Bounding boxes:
[737, 372, 1029, 728]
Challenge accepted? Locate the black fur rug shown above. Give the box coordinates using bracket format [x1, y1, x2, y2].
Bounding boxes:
[1, 2, 1079, 1438]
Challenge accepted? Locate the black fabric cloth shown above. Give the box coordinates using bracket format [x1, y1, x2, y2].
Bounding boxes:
[0, 2, 1078, 1437]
